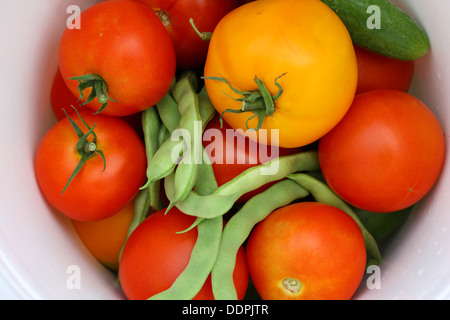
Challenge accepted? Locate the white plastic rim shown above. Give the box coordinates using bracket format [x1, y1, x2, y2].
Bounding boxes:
[0, 0, 449, 299]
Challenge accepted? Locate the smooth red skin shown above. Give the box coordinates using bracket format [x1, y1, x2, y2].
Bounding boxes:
[202, 115, 301, 202]
[354, 45, 415, 95]
[246, 202, 367, 300]
[119, 207, 249, 300]
[35, 111, 147, 221]
[58, 0, 176, 117]
[133, 0, 239, 69]
[318, 89, 445, 213]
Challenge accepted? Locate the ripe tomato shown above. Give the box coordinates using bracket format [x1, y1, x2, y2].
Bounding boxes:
[203, 114, 300, 201]
[58, 0, 176, 117]
[133, 0, 239, 69]
[204, 0, 357, 148]
[354, 45, 415, 95]
[35, 111, 147, 221]
[246, 202, 367, 300]
[119, 207, 249, 300]
[72, 200, 134, 271]
[318, 89, 445, 213]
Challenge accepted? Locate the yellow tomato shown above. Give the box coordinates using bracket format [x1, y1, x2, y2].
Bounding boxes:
[204, 0, 357, 148]
[72, 201, 134, 271]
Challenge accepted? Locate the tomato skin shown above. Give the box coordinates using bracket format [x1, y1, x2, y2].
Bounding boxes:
[35, 111, 147, 221]
[203, 115, 300, 202]
[246, 202, 367, 300]
[72, 200, 134, 271]
[133, 0, 239, 69]
[204, 0, 357, 148]
[58, 0, 176, 117]
[119, 207, 249, 300]
[318, 89, 445, 213]
[354, 45, 415, 95]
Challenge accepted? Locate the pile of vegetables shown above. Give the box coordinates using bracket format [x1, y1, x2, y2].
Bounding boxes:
[35, 0, 445, 300]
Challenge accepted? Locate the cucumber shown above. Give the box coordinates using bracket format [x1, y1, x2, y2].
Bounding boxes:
[321, 0, 430, 61]
[354, 206, 412, 243]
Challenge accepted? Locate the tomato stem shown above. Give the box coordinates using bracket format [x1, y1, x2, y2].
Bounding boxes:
[189, 18, 212, 41]
[68, 73, 118, 114]
[203, 73, 286, 131]
[61, 106, 106, 195]
[155, 9, 171, 28]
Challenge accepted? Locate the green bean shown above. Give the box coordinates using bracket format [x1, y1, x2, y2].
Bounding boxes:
[211, 179, 310, 300]
[172, 149, 221, 234]
[169, 150, 320, 219]
[156, 92, 181, 134]
[157, 122, 170, 147]
[179, 70, 200, 93]
[140, 107, 164, 211]
[144, 77, 198, 187]
[150, 138, 223, 300]
[148, 215, 223, 300]
[286, 173, 382, 265]
[164, 172, 238, 216]
[194, 156, 219, 196]
[144, 137, 184, 185]
[168, 76, 203, 208]
[197, 85, 216, 128]
[118, 188, 151, 263]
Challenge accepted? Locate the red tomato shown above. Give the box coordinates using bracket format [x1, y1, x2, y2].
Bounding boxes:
[246, 202, 367, 300]
[133, 0, 239, 69]
[35, 111, 147, 221]
[354, 45, 415, 95]
[119, 207, 249, 300]
[202, 115, 301, 202]
[72, 200, 134, 271]
[59, 0, 176, 116]
[318, 89, 445, 213]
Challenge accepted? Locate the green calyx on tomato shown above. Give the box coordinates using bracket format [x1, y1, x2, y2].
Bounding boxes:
[203, 73, 286, 131]
[61, 106, 106, 195]
[68, 73, 118, 114]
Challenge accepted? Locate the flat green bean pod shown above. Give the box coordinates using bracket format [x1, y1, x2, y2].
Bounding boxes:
[118, 188, 151, 263]
[157, 122, 170, 147]
[287, 173, 382, 265]
[211, 179, 310, 300]
[169, 151, 320, 219]
[164, 172, 238, 217]
[140, 107, 162, 210]
[144, 137, 184, 185]
[148, 215, 223, 300]
[150, 144, 223, 300]
[156, 92, 181, 134]
[169, 76, 203, 207]
[197, 85, 216, 127]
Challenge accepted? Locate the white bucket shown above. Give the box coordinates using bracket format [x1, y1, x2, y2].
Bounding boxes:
[0, 0, 449, 299]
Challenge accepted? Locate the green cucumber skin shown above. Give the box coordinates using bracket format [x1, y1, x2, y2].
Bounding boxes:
[321, 0, 430, 61]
